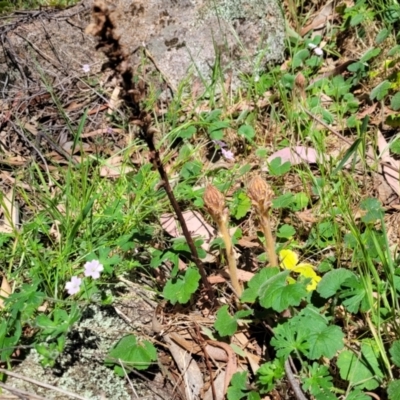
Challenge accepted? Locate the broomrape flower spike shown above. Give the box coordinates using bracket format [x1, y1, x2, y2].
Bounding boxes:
[204, 184, 226, 221]
[203, 185, 242, 297]
[84, 259, 104, 279]
[279, 249, 321, 291]
[247, 176, 278, 267]
[65, 276, 82, 296]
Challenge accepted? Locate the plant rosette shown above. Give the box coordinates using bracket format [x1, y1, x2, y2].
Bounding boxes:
[279, 249, 321, 291]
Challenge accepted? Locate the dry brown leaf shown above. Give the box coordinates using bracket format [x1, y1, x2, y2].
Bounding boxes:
[107, 86, 121, 116]
[203, 371, 226, 400]
[301, 1, 335, 36]
[160, 211, 217, 262]
[99, 156, 134, 177]
[0, 276, 12, 309]
[208, 268, 254, 284]
[62, 141, 91, 155]
[0, 171, 33, 191]
[81, 128, 124, 138]
[164, 334, 204, 400]
[245, 351, 262, 374]
[309, 60, 357, 86]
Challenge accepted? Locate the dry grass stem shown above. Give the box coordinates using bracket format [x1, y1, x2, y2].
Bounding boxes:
[204, 185, 242, 297]
[247, 176, 278, 267]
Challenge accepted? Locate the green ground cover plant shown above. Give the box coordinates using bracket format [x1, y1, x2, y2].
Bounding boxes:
[2, 0, 400, 399]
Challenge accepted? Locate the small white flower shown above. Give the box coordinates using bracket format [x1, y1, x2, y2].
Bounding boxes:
[221, 148, 235, 161]
[84, 260, 104, 279]
[308, 43, 324, 57]
[82, 64, 91, 73]
[65, 276, 82, 296]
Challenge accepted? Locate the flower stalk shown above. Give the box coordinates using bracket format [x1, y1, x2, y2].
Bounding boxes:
[203, 185, 242, 297]
[247, 176, 278, 267]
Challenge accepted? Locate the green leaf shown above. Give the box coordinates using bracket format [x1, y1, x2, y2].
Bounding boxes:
[360, 48, 380, 63]
[215, 306, 237, 336]
[177, 125, 196, 139]
[302, 363, 333, 396]
[163, 266, 201, 304]
[238, 125, 255, 141]
[231, 191, 252, 219]
[346, 389, 373, 400]
[317, 268, 356, 298]
[389, 340, 400, 367]
[388, 45, 400, 57]
[277, 224, 296, 239]
[227, 371, 248, 400]
[388, 380, 400, 400]
[375, 28, 389, 44]
[241, 268, 280, 303]
[337, 349, 381, 390]
[350, 13, 364, 26]
[339, 275, 369, 313]
[360, 197, 384, 223]
[292, 49, 310, 68]
[332, 138, 362, 176]
[370, 80, 391, 101]
[308, 325, 344, 360]
[295, 306, 344, 359]
[105, 335, 157, 372]
[271, 320, 309, 358]
[258, 270, 308, 312]
[272, 193, 295, 209]
[269, 157, 291, 176]
[214, 306, 252, 337]
[257, 358, 285, 392]
[361, 339, 384, 379]
[247, 392, 261, 400]
[391, 92, 400, 111]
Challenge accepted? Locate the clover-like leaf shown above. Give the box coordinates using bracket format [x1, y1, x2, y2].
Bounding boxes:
[241, 268, 280, 303]
[214, 305, 253, 337]
[337, 346, 382, 390]
[163, 266, 200, 305]
[317, 268, 356, 298]
[105, 334, 157, 374]
[258, 270, 308, 312]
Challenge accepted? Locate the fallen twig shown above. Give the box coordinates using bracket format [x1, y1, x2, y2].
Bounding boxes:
[0, 367, 87, 400]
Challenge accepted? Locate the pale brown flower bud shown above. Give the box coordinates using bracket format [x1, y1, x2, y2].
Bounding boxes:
[204, 185, 225, 220]
[294, 73, 307, 100]
[247, 176, 274, 212]
[295, 72, 306, 89]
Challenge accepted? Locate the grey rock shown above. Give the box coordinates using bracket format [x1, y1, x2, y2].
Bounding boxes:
[115, 0, 285, 89]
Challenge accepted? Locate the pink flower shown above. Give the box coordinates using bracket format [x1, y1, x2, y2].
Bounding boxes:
[82, 64, 90, 73]
[221, 148, 235, 161]
[84, 260, 104, 279]
[65, 276, 82, 295]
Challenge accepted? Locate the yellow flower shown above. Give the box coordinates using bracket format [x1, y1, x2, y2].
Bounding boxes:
[279, 249, 321, 291]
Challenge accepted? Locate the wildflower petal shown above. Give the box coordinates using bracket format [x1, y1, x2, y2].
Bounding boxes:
[65, 276, 82, 295]
[279, 249, 299, 270]
[221, 148, 235, 161]
[84, 260, 104, 279]
[293, 264, 321, 291]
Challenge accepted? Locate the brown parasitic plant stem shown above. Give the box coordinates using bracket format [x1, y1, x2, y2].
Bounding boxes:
[259, 212, 279, 267]
[203, 185, 242, 297]
[216, 217, 242, 297]
[247, 176, 278, 267]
